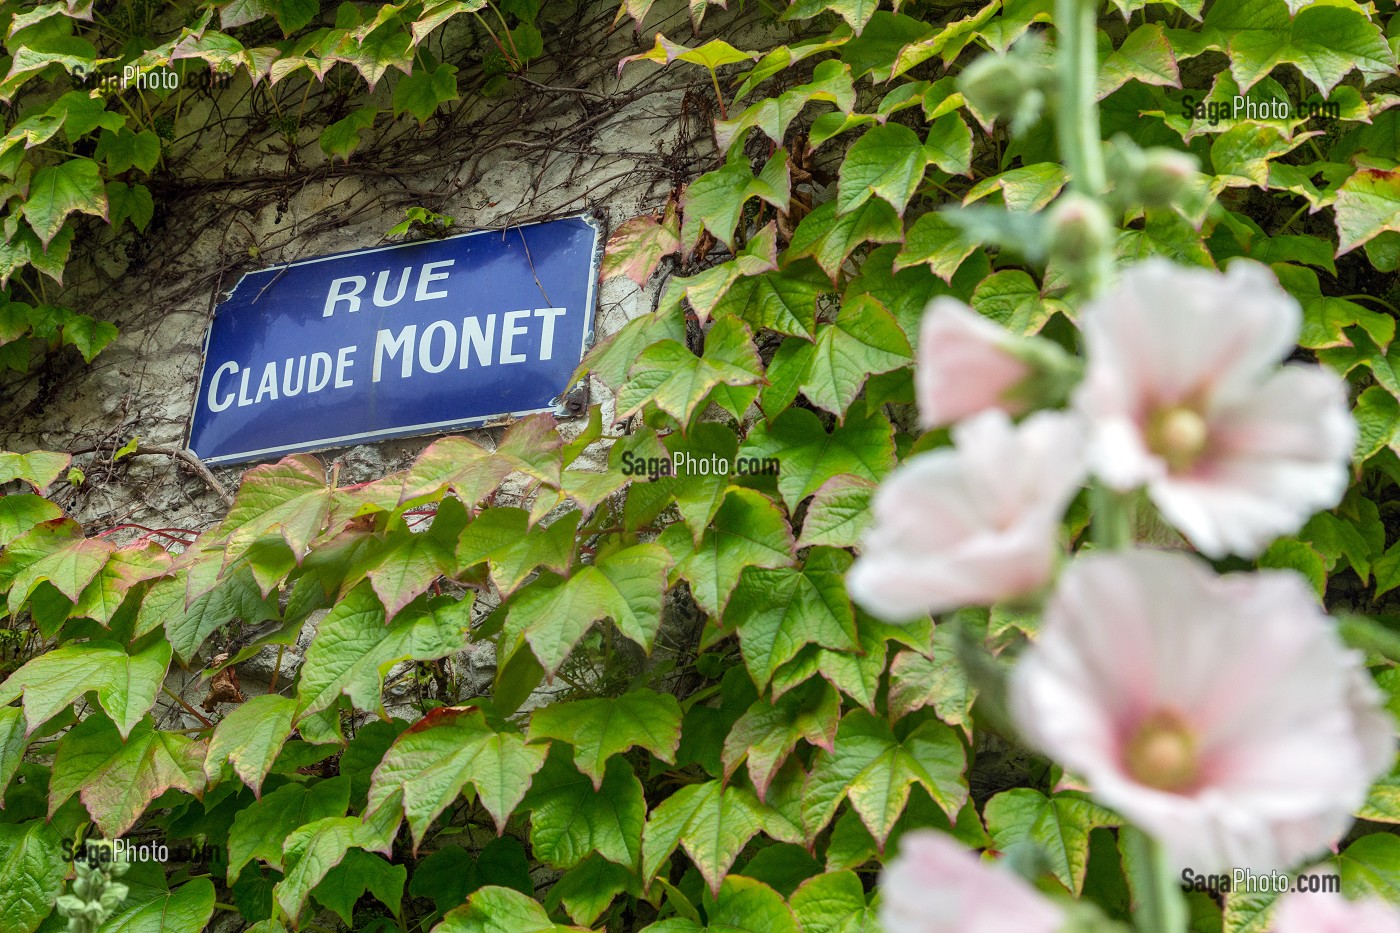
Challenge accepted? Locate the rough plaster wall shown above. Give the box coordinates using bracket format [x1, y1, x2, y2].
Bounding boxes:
[0, 0, 805, 760]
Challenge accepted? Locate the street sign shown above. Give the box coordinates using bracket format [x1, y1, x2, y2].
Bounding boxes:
[188, 214, 602, 465]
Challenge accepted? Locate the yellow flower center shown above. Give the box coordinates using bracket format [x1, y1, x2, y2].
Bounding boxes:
[1125, 710, 1199, 793]
[1146, 405, 1209, 473]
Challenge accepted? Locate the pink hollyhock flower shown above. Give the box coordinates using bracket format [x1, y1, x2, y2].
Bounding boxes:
[879, 830, 1064, 933]
[1272, 889, 1400, 933]
[847, 410, 1085, 620]
[1073, 258, 1354, 558]
[917, 297, 1033, 428]
[1009, 549, 1395, 875]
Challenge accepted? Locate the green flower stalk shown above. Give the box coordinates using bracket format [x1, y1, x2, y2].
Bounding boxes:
[56, 841, 130, 933]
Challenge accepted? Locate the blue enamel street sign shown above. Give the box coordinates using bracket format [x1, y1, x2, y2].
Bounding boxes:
[188, 215, 602, 465]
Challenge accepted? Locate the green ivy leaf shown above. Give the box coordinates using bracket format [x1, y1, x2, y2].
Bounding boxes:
[1333, 832, 1400, 904]
[71, 542, 170, 626]
[101, 877, 216, 932]
[543, 854, 635, 926]
[837, 123, 930, 216]
[740, 405, 895, 513]
[1203, 0, 1394, 95]
[0, 449, 71, 492]
[138, 566, 279, 663]
[227, 777, 350, 883]
[923, 112, 972, 176]
[800, 294, 912, 417]
[715, 60, 855, 152]
[401, 435, 512, 506]
[216, 454, 333, 565]
[454, 504, 576, 591]
[641, 779, 764, 895]
[365, 496, 465, 620]
[1259, 538, 1327, 597]
[789, 871, 878, 933]
[436, 885, 587, 932]
[677, 149, 789, 254]
[393, 62, 458, 124]
[658, 424, 740, 543]
[0, 820, 66, 933]
[662, 487, 795, 616]
[796, 474, 874, 549]
[501, 542, 671, 677]
[658, 224, 779, 324]
[1274, 262, 1395, 349]
[1097, 23, 1180, 98]
[730, 548, 858, 691]
[366, 705, 546, 845]
[1335, 168, 1400, 255]
[60, 312, 118, 363]
[986, 788, 1121, 894]
[0, 638, 169, 739]
[94, 127, 160, 174]
[320, 107, 377, 162]
[963, 163, 1070, 214]
[617, 317, 763, 425]
[205, 694, 296, 797]
[971, 269, 1056, 335]
[295, 583, 473, 718]
[786, 199, 903, 282]
[48, 714, 207, 837]
[783, 0, 879, 35]
[803, 710, 968, 845]
[722, 677, 840, 800]
[710, 262, 824, 339]
[1352, 386, 1400, 462]
[528, 689, 681, 790]
[276, 815, 388, 920]
[6, 533, 110, 613]
[312, 849, 406, 926]
[0, 495, 62, 549]
[522, 747, 646, 870]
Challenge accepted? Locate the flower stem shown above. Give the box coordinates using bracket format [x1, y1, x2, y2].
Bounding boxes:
[1120, 827, 1188, 933]
[1090, 481, 1131, 550]
[1054, 0, 1113, 299]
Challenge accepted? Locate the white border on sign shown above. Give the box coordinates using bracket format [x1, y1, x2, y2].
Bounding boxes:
[187, 213, 604, 465]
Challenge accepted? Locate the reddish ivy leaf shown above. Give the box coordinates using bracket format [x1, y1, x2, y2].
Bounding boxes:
[602, 204, 680, 287]
[48, 714, 207, 837]
[366, 705, 546, 848]
[217, 454, 333, 564]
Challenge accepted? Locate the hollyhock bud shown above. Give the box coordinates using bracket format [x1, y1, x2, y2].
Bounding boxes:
[878, 830, 1065, 933]
[1136, 148, 1199, 208]
[958, 53, 1032, 120]
[847, 409, 1085, 620]
[1073, 258, 1355, 557]
[1046, 193, 1114, 269]
[1010, 549, 1396, 875]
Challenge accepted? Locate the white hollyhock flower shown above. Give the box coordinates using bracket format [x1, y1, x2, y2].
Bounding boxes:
[917, 297, 1033, 428]
[879, 830, 1064, 933]
[847, 409, 1085, 620]
[1073, 259, 1354, 557]
[1009, 549, 1395, 875]
[1272, 889, 1400, 933]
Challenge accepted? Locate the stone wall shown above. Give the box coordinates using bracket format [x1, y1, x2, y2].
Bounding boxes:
[0, 0, 791, 732]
